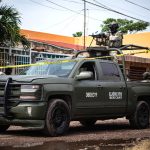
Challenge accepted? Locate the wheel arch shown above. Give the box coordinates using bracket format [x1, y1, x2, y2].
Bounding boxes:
[47, 94, 72, 110]
[129, 100, 150, 129]
[127, 95, 150, 119]
[137, 95, 150, 109]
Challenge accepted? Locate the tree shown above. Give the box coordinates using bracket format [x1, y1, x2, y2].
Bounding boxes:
[101, 18, 149, 34]
[72, 31, 82, 37]
[0, 5, 30, 49]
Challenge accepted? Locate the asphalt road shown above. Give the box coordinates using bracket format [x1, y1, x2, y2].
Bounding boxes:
[0, 118, 150, 150]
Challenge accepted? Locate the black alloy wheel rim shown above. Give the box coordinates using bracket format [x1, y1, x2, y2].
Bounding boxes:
[138, 104, 149, 127]
[52, 107, 67, 128]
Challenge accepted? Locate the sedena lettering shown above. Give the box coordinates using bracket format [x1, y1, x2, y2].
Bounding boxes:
[109, 92, 122, 100]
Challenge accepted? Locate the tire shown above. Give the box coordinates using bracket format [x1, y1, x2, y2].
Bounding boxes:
[0, 125, 10, 133]
[129, 101, 150, 129]
[43, 99, 70, 136]
[80, 119, 96, 128]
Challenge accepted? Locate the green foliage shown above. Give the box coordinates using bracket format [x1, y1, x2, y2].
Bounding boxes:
[101, 18, 149, 34]
[72, 31, 83, 37]
[0, 5, 30, 49]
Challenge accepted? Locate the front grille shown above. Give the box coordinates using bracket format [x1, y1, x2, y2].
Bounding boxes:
[0, 82, 21, 107]
[0, 82, 6, 107]
[9, 84, 21, 100]
[0, 82, 5, 96]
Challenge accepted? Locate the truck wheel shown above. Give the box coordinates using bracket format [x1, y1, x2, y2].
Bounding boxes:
[0, 125, 10, 133]
[80, 119, 96, 127]
[43, 99, 70, 136]
[129, 101, 150, 129]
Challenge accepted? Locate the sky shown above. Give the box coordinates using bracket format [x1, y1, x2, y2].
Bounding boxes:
[1, 0, 150, 37]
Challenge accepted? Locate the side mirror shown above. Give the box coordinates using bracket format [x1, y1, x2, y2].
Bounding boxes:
[75, 71, 93, 80]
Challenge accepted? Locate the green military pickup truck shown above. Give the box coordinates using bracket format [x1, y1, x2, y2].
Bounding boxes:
[0, 46, 150, 136]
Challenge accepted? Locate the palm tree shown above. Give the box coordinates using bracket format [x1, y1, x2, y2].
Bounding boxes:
[0, 5, 30, 48]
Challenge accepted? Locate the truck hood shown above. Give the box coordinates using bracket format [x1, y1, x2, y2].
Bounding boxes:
[0, 75, 58, 83]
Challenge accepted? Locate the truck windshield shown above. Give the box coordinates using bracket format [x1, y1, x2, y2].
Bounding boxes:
[20, 61, 76, 77]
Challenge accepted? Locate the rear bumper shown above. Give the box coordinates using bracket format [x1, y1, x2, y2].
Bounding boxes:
[0, 101, 47, 128]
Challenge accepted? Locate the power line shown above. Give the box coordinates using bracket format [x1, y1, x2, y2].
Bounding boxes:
[81, 0, 150, 23]
[61, 0, 82, 4]
[45, 0, 103, 22]
[41, 10, 83, 30]
[125, 0, 150, 12]
[45, 0, 81, 13]
[30, 0, 102, 24]
[93, 0, 108, 8]
[29, 0, 65, 11]
[93, 0, 150, 21]
[89, 0, 149, 22]
[58, 10, 83, 34]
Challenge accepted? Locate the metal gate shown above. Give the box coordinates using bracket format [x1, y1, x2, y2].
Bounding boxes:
[0, 48, 11, 73]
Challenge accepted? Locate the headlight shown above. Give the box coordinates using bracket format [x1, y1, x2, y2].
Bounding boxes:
[20, 84, 42, 100]
[21, 85, 40, 93]
[20, 95, 37, 100]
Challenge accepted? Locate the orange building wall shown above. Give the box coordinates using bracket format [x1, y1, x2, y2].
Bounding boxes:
[74, 36, 96, 47]
[123, 32, 150, 58]
[123, 32, 150, 47]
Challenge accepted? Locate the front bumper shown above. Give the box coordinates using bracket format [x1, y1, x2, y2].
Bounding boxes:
[0, 118, 45, 128]
[0, 101, 47, 128]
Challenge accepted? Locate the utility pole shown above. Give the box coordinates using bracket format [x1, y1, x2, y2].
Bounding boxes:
[84, 0, 86, 49]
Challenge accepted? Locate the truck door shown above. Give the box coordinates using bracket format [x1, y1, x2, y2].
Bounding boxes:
[73, 61, 100, 116]
[97, 61, 127, 115]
